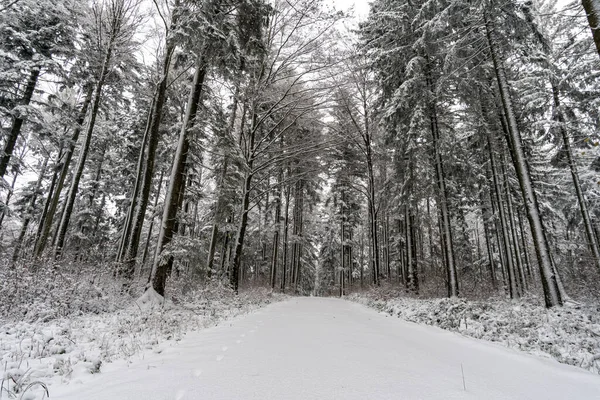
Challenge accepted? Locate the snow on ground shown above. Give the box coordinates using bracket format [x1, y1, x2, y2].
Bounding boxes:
[45, 297, 600, 400]
[350, 289, 600, 374]
[0, 283, 281, 400]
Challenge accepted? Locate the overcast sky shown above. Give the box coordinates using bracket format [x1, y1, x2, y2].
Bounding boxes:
[332, 0, 371, 19]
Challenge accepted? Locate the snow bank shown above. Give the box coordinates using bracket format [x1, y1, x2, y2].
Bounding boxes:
[349, 290, 600, 374]
[0, 282, 283, 399]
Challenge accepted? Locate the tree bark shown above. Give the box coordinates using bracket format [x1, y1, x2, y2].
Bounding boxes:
[487, 127, 519, 298]
[270, 168, 283, 289]
[0, 67, 40, 179]
[122, 41, 177, 278]
[53, 42, 114, 258]
[150, 60, 206, 296]
[427, 74, 458, 296]
[34, 85, 93, 257]
[485, 12, 562, 307]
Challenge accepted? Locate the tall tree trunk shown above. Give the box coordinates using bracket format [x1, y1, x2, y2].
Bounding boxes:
[34, 85, 93, 257]
[406, 205, 418, 293]
[485, 12, 562, 307]
[123, 41, 177, 278]
[270, 168, 282, 289]
[206, 79, 240, 274]
[502, 154, 527, 292]
[487, 127, 519, 298]
[0, 165, 19, 230]
[281, 184, 290, 291]
[479, 187, 497, 288]
[53, 42, 114, 258]
[0, 67, 40, 179]
[140, 170, 164, 269]
[522, 3, 600, 271]
[427, 90, 458, 296]
[230, 102, 259, 293]
[150, 60, 206, 296]
[117, 94, 156, 261]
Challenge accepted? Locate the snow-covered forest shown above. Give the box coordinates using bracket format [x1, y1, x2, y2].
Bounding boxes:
[2, 0, 600, 398]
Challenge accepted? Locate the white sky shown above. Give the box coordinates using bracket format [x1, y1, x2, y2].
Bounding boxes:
[332, 0, 370, 19]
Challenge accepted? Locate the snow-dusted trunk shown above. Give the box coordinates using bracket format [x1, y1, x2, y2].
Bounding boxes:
[405, 206, 418, 293]
[502, 155, 527, 292]
[270, 167, 283, 289]
[340, 189, 348, 296]
[207, 82, 241, 274]
[291, 179, 304, 293]
[122, 43, 176, 279]
[485, 13, 562, 307]
[10, 154, 49, 262]
[426, 68, 458, 297]
[558, 101, 600, 271]
[140, 170, 164, 269]
[487, 130, 519, 298]
[582, 0, 600, 58]
[150, 61, 206, 296]
[281, 184, 290, 291]
[231, 171, 253, 293]
[0, 166, 20, 230]
[365, 141, 380, 286]
[522, 3, 600, 272]
[54, 42, 114, 258]
[116, 95, 155, 261]
[340, 206, 345, 297]
[0, 67, 40, 179]
[34, 86, 93, 257]
[479, 185, 497, 288]
[230, 105, 258, 293]
[517, 211, 533, 279]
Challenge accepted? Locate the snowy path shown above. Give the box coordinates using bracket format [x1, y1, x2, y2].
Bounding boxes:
[54, 297, 600, 400]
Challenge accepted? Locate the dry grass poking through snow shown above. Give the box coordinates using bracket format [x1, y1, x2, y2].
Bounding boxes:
[0, 263, 283, 399]
[350, 289, 600, 374]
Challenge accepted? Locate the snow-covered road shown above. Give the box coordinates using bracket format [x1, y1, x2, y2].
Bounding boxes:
[54, 297, 600, 399]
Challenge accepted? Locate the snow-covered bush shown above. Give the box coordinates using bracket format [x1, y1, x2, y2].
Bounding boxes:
[350, 290, 600, 374]
[0, 261, 283, 398]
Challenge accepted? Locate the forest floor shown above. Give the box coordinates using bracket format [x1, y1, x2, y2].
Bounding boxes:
[34, 297, 600, 400]
[0, 281, 281, 400]
[350, 289, 600, 374]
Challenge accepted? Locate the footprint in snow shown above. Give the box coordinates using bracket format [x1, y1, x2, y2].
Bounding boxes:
[193, 369, 202, 377]
[216, 355, 225, 362]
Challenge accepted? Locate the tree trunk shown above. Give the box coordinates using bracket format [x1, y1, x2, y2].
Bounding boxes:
[281, 184, 290, 291]
[117, 94, 156, 261]
[487, 127, 519, 298]
[150, 60, 206, 296]
[34, 85, 93, 257]
[53, 42, 114, 258]
[485, 12, 562, 307]
[270, 168, 283, 289]
[123, 41, 177, 278]
[406, 205, 418, 293]
[428, 90, 458, 296]
[140, 170, 164, 269]
[0, 67, 40, 179]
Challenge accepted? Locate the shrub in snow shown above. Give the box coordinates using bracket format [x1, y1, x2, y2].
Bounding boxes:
[350, 290, 600, 374]
[0, 262, 284, 397]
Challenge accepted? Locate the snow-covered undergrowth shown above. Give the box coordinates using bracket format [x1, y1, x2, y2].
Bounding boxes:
[0, 264, 282, 399]
[350, 289, 600, 374]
